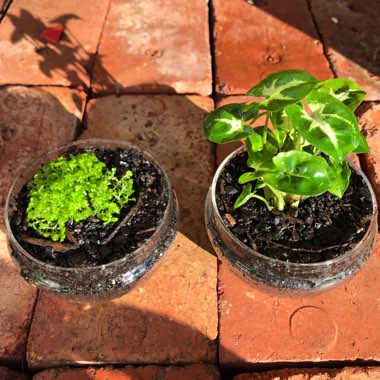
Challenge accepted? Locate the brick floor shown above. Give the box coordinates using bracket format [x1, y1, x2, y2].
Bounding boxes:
[0, 86, 85, 363]
[33, 364, 221, 380]
[92, 0, 212, 95]
[0, 0, 109, 89]
[310, 0, 380, 101]
[234, 367, 380, 380]
[213, 0, 333, 95]
[0, 0, 379, 376]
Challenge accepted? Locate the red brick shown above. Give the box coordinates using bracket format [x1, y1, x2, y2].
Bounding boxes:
[0, 366, 28, 380]
[234, 367, 380, 380]
[219, 235, 380, 368]
[0, 86, 85, 362]
[0, 0, 109, 89]
[310, 1, 380, 101]
[359, 102, 380, 214]
[213, 0, 332, 95]
[82, 95, 214, 250]
[33, 364, 221, 380]
[92, 0, 211, 95]
[27, 233, 217, 368]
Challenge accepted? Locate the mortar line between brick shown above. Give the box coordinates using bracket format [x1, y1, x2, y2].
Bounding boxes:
[305, 0, 336, 77]
[0, 0, 12, 23]
[88, 0, 113, 96]
[24, 289, 40, 370]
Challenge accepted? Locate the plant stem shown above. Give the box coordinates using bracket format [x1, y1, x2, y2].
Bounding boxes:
[263, 111, 270, 144]
[294, 133, 303, 150]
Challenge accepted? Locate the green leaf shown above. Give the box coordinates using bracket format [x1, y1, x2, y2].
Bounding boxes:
[262, 151, 330, 196]
[328, 160, 351, 198]
[203, 103, 253, 143]
[352, 132, 369, 153]
[234, 183, 273, 210]
[316, 78, 366, 110]
[247, 70, 319, 110]
[242, 103, 259, 121]
[285, 90, 361, 162]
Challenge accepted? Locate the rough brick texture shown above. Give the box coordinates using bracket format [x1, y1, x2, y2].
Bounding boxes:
[310, 0, 380, 100]
[359, 102, 380, 216]
[213, 0, 332, 95]
[0, 0, 109, 89]
[0, 366, 28, 380]
[234, 366, 380, 380]
[219, 236, 380, 368]
[33, 364, 220, 380]
[92, 0, 211, 95]
[0, 86, 84, 362]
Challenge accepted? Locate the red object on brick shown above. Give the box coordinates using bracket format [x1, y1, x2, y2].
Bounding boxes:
[40, 25, 64, 43]
[310, 0, 380, 100]
[234, 366, 380, 379]
[213, 0, 332, 95]
[33, 365, 221, 380]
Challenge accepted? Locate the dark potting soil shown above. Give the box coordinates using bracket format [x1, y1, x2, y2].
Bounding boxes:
[217, 152, 373, 263]
[11, 146, 169, 268]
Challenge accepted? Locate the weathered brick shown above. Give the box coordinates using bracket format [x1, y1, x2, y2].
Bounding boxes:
[310, 0, 380, 100]
[0, 86, 85, 362]
[92, 0, 211, 95]
[234, 366, 380, 380]
[213, 0, 332, 95]
[0, 366, 28, 380]
[0, 0, 109, 89]
[219, 236, 380, 368]
[359, 102, 380, 215]
[33, 364, 221, 380]
[28, 233, 217, 368]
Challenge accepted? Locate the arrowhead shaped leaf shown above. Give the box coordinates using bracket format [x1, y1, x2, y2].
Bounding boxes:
[262, 151, 330, 196]
[352, 132, 369, 153]
[316, 78, 366, 111]
[247, 70, 319, 110]
[328, 160, 351, 198]
[285, 90, 361, 162]
[203, 103, 253, 143]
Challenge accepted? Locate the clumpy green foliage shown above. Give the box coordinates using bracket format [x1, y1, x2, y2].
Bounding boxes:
[26, 153, 135, 242]
[204, 70, 368, 211]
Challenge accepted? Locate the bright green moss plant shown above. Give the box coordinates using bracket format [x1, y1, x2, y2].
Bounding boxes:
[26, 153, 135, 242]
[204, 70, 369, 211]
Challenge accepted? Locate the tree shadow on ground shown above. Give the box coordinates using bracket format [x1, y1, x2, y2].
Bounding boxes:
[6, 9, 118, 92]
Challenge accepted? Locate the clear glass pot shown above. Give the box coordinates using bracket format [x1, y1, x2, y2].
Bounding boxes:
[205, 147, 378, 295]
[5, 139, 178, 302]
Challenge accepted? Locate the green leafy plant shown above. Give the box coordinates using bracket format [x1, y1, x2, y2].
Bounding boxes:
[204, 70, 369, 211]
[26, 152, 135, 242]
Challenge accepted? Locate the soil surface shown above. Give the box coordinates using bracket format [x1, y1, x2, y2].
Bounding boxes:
[217, 152, 373, 263]
[11, 146, 169, 268]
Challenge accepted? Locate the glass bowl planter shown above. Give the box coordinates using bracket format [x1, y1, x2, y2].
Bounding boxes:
[205, 147, 378, 295]
[5, 139, 178, 302]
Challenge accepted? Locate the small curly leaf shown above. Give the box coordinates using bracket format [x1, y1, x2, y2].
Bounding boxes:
[316, 78, 366, 111]
[234, 183, 273, 210]
[262, 151, 330, 196]
[285, 90, 361, 162]
[247, 70, 319, 110]
[203, 103, 253, 143]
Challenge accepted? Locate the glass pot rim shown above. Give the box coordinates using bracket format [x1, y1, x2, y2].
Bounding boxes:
[210, 146, 378, 269]
[5, 138, 175, 272]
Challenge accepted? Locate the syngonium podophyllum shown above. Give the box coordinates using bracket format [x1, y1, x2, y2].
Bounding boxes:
[204, 70, 369, 211]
